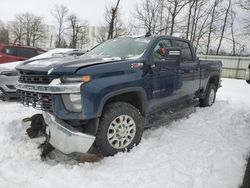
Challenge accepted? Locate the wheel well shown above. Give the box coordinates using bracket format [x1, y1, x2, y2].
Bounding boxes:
[208, 76, 219, 90]
[104, 92, 145, 116]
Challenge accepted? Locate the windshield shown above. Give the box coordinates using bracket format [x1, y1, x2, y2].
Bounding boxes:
[86, 37, 151, 59]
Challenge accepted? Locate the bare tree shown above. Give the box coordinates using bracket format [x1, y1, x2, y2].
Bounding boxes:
[96, 26, 109, 43]
[96, 0, 125, 42]
[229, 5, 236, 56]
[134, 0, 160, 34]
[51, 4, 69, 47]
[194, 10, 211, 52]
[67, 14, 89, 48]
[10, 16, 24, 44]
[158, 0, 166, 34]
[10, 13, 47, 46]
[30, 17, 47, 47]
[239, 0, 250, 9]
[165, 0, 189, 36]
[239, 0, 250, 34]
[206, 0, 221, 54]
[216, 0, 231, 55]
[0, 20, 9, 44]
[188, 0, 211, 51]
[106, 0, 121, 39]
[186, 0, 196, 39]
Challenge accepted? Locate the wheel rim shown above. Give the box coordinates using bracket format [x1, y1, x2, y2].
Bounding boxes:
[208, 89, 215, 106]
[107, 115, 136, 149]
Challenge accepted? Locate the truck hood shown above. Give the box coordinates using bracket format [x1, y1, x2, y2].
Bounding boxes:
[16, 55, 124, 74]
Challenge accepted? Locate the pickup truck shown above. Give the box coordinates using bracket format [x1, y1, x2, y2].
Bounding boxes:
[16, 35, 222, 157]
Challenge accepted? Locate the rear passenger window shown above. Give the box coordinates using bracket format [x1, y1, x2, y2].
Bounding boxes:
[17, 48, 37, 58]
[2, 47, 17, 56]
[173, 40, 193, 61]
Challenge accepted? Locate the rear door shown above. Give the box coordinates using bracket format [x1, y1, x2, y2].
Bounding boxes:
[172, 39, 200, 98]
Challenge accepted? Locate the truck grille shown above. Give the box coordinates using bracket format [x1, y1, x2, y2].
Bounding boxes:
[19, 75, 57, 84]
[18, 71, 58, 85]
[20, 91, 53, 112]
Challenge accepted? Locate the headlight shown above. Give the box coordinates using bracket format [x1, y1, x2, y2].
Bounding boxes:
[61, 75, 91, 83]
[0, 71, 18, 76]
[62, 94, 82, 112]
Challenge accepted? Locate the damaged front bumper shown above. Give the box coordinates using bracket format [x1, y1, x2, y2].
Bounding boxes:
[43, 112, 95, 154]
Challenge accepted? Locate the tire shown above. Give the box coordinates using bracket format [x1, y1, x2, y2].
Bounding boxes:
[94, 102, 144, 156]
[199, 83, 217, 107]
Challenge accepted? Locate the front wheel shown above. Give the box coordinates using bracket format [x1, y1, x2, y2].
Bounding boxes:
[199, 83, 217, 107]
[94, 102, 144, 156]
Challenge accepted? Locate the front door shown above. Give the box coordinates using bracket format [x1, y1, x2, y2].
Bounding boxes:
[146, 38, 182, 112]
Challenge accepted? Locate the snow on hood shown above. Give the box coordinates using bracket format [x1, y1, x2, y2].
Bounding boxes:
[29, 48, 75, 60]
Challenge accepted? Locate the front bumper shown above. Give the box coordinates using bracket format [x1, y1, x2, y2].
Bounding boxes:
[43, 112, 95, 154]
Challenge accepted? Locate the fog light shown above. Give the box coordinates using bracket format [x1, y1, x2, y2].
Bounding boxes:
[69, 94, 82, 111]
[62, 94, 82, 112]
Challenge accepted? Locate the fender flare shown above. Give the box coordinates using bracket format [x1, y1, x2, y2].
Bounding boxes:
[97, 87, 148, 117]
[206, 72, 220, 91]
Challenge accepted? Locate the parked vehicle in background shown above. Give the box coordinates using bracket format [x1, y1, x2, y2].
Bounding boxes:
[16, 35, 222, 157]
[0, 44, 46, 64]
[0, 48, 84, 101]
[0, 67, 19, 100]
[246, 63, 250, 84]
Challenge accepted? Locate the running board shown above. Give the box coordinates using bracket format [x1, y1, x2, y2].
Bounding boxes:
[146, 100, 199, 128]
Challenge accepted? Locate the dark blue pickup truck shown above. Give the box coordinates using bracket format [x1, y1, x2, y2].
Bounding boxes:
[16, 35, 222, 156]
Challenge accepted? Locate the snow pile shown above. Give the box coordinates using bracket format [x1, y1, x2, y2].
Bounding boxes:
[0, 78, 250, 188]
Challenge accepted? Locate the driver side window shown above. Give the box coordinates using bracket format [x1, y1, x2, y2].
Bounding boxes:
[153, 39, 172, 60]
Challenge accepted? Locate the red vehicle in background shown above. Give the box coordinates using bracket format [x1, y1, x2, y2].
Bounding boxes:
[0, 44, 46, 64]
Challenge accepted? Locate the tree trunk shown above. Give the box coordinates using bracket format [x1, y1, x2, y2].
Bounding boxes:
[206, 0, 217, 55]
[107, 0, 121, 39]
[190, 0, 198, 42]
[186, 0, 195, 39]
[216, 0, 231, 55]
[170, 4, 177, 36]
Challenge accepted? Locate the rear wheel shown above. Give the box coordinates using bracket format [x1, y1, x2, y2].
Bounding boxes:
[199, 83, 217, 107]
[94, 102, 144, 156]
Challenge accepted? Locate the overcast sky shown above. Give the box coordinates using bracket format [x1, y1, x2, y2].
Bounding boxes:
[0, 0, 141, 26]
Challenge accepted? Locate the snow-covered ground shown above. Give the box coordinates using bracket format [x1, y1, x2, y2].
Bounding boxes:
[0, 78, 250, 188]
